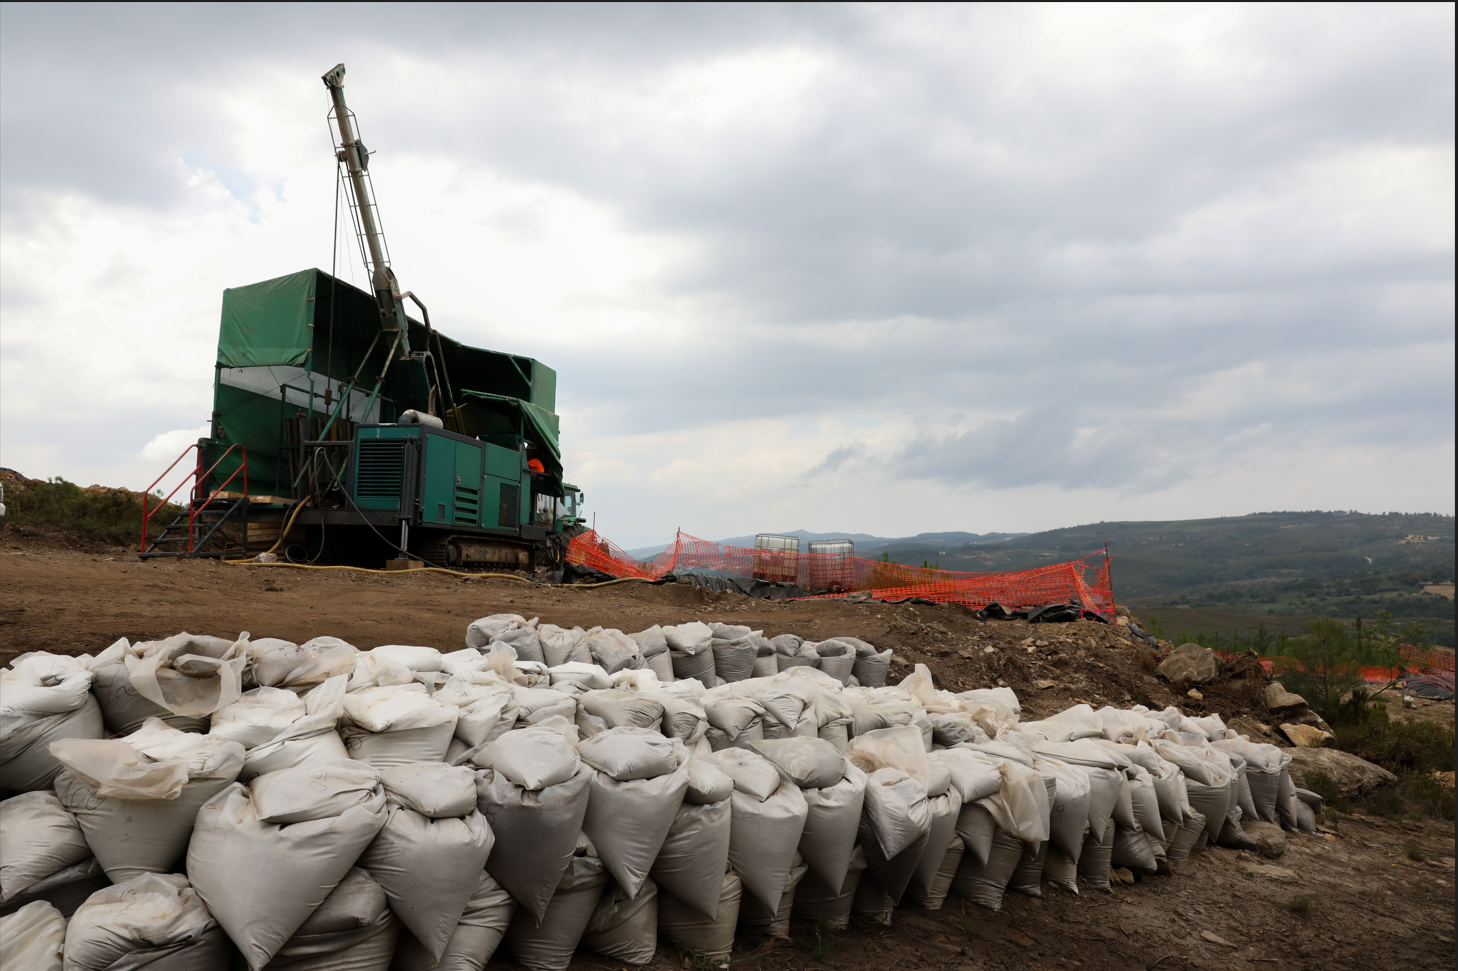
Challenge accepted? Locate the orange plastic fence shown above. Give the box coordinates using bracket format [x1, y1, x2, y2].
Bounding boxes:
[567, 529, 1116, 617]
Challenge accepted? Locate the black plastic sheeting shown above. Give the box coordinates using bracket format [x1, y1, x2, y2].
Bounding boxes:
[664, 572, 811, 600]
[1404, 675, 1455, 701]
[974, 602, 1110, 624]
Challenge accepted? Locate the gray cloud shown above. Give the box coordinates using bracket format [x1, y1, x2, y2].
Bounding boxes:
[0, 3, 1451, 542]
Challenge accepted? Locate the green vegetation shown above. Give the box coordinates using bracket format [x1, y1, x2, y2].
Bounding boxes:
[1299, 770, 1352, 814]
[1322, 690, 1456, 820]
[794, 917, 840, 961]
[1286, 894, 1315, 915]
[1404, 841, 1426, 862]
[5, 476, 183, 539]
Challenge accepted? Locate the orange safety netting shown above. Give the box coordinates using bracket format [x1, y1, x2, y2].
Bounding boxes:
[566, 529, 1116, 618]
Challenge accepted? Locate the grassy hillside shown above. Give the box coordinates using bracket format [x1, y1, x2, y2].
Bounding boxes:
[864, 511, 1457, 647]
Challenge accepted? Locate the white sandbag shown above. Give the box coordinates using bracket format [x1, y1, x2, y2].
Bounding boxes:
[389, 870, 515, 971]
[585, 630, 644, 675]
[936, 749, 1004, 803]
[185, 763, 389, 969]
[769, 634, 803, 656]
[748, 737, 844, 789]
[1, 653, 99, 790]
[953, 801, 996, 868]
[851, 870, 896, 925]
[860, 765, 933, 866]
[738, 852, 807, 938]
[63, 873, 226, 971]
[525, 626, 579, 667]
[433, 673, 517, 748]
[502, 848, 608, 971]
[241, 727, 349, 783]
[0, 900, 65, 971]
[645, 652, 676, 683]
[710, 635, 757, 683]
[0, 694, 104, 794]
[439, 649, 490, 677]
[264, 867, 398, 971]
[346, 651, 414, 692]
[664, 624, 715, 686]
[547, 662, 612, 693]
[476, 725, 580, 790]
[911, 834, 964, 910]
[952, 826, 1022, 911]
[847, 725, 930, 787]
[1037, 758, 1093, 863]
[475, 761, 593, 923]
[123, 635, 244, 722]
[209, 687, 307, 748]
[0, 792, 89, 903]
[650, 795, 731, 919]
[704, 748, 780, 801]
[0, 858, 108, 919]
[361, 805, 494, 961]
[340, 685, 457, 767]
[656, 870, 740, 961]
[1042, 844, 1079, 893]
[581, 877, 657, 965]
[792, 844, 866, 928]
[1077, 821, 1114, 891]
[1165, 811, 1206, 864]
[247, 636, 357, 690]
[465, 614, 530, 649]
[510, 686, 577, 727]
[851, 650, 892, 688]
[793, 759, 866, 895]
[907, 785, 962, 905]
[629, 627, 669, 658]
[369, 645, 442, 673]
[380, 762, 477, 818]
[578, 690, 664, 731]
[719, 759, 809, 912]
[579, 730, 690, 898]
[1008, 840, 1049, 898]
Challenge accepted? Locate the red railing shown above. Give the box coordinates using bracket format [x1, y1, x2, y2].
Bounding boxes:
[141, 444, 247, 555]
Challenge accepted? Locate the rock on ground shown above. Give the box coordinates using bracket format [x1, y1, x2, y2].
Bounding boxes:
[1157, 643, 1219, 684]
[1279, 723, 1335, 747]
[1240, 821, 1287, 859]
[1264, 682, 1307, 710]
[1285, 747, 1398, 797]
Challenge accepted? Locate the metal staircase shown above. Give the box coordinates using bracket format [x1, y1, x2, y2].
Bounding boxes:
[140, 443, 251, 559]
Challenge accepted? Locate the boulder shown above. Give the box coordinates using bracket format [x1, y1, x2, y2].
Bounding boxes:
[1284, 748, 1397, 798]
[1157, 645, 1219, 685]
[1239, 821, 1286, 859]
[1264, 683, 1307, 710]
[1278, 724, 1333, 748]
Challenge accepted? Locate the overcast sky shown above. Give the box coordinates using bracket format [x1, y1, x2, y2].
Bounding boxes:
[1, 3, 1452, 548]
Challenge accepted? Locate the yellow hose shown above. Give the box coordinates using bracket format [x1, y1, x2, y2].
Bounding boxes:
[260, 496, 314, 557]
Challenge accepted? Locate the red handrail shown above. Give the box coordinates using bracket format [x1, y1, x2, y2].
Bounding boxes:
[187, 446, 248, 551]
[140, 443, 248, 555]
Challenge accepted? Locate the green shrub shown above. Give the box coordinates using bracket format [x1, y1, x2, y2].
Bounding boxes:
[5, 477, 182, 539]
[1364, 772, 1455, 820]
[1287, 894, 1315, 915]
[1336, 708, 1455, 775]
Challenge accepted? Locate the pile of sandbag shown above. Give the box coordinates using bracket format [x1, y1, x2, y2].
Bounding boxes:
[0, 618, 1317, 970]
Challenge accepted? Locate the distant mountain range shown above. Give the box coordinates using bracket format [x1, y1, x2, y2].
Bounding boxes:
[624, 529, 1026, 561]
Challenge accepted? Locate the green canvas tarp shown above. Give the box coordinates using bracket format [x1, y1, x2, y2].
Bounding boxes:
[217, 270, 317, 368]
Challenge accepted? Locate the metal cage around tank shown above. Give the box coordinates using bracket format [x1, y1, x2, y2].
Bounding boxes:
[808, 539, 855, 593]
[753, 533, 801, 584]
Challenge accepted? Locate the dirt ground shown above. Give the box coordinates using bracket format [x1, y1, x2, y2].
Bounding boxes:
[2, 533, 1454, 971]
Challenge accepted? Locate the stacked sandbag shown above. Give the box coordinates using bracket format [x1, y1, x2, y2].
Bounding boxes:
[63, 873, 233, 971]
[950, 746, 1048, 909]
[701, 691, 766, 751]
[792, 845, 867, 928]
[708, 624, 757, 683]
[750, 738, 865, 901]
[578, 729, 690, 899]
[905, 755, 964, 907]
[264, 868, 398, 971]
[472, 726, 593, 923]
[1213, 736, 1290, 824]
[1028, 739, 1122, 892]
[649, 760, 733, 920]
[847, 728, 934, 910]
[361, 763, 493, 963]
[390, 870, 515, 971]
[750, 636, 779, 679]
[770, 635, 814, 672]
[464, 614, 533, 650]
[232, 678, 350, 782]
[0, 792, 91, 909]
[663, 623, 715, 687]
[503, 835, 609, 971]
[434, 672, 518, 759]
[848, 639, 893, 688]
[738, 851, 807, 937]
[628, 627, 675, 683]
[808, 639, 857, 685]
[656, 869, 740, 962]
[529, 625, 583, 667]
[584, 629, 645, 674]
[244, 636, 357, 692]
[89, 633, 243, 735]
[0, 859, 108, 920]
[1, 900, 66, 971]
[340, 685, 457, 767]
[185, 759, 389, 969]
[0, 652, 102, 793]
[704, 748, 809, 914]
[580, 878, 657, 965]
[547, 663, 612, 700]
[52, 719, 244, 882]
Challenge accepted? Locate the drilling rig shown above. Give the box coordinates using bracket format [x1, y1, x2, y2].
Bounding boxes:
[140, 64, 585, 570]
